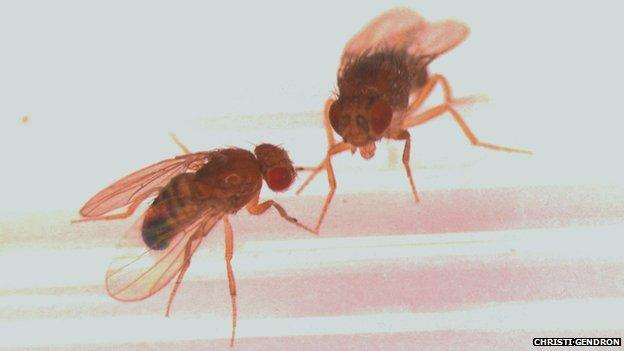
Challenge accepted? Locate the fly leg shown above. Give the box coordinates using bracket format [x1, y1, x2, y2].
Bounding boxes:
[314, 143, 343, 233]
[402, 74, 531, 154]
[389, 130, 420, 202]
[165, 227, 205, 317]
[293, 142, 350, 233]
[322, 98, 337, 147]
[222, 216, 238, 347]
[246, 192, 317, 235]
[295, 142, 350, 195]
[295, 98, 342, 193]
[169, 132, 192, 154]
[294, 161, 325, 194]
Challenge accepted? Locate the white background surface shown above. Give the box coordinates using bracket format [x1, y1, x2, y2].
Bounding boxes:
[1, 1, 623, 216]
[1, 1, 623, 350]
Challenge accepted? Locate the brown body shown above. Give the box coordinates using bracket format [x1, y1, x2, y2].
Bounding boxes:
[76, 143, 312, 347]
[339, 51, 430, 110]
[142, 149, 262, 250]
[333, 50, 432, 149]
[297, 7, 530, 232]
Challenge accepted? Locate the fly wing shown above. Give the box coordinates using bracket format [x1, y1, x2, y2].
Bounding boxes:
[342, 7, 428, 59]
[105, 200, 224, 301]
[341, 8, 469, 63]
[80, 152, 213, 217]
[407, 20, 469, 57]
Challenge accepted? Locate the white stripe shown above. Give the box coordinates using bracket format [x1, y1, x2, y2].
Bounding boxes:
[0, 298, 622, 348]
[1, 223, 623, 291]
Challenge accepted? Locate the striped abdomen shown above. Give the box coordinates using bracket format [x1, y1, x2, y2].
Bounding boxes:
[141, 173, 205, 250]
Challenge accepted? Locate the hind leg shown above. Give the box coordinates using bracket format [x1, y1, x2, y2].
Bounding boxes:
[165, 228, 205, 317]
[403, 74, 531, 154]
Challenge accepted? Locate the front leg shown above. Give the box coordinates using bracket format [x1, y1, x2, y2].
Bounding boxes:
[314, 147, 339, 233]
[246, 192, 317, 235]
[295, 98, 344, 194]
[389, 130, 420, 203]
[292, 142, 350, 233]
[295, 142, 350, 195]
[322, 98, 337, 147]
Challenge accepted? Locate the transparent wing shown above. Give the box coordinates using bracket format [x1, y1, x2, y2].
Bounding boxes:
[341, 7, 469, 62]
[407, 19, 469, 57]
[342, 7, 428, 58]
[80, 152, 213, 217]
[105, 203, 224, 301]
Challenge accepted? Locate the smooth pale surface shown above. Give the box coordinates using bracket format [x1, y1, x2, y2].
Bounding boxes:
[1, 1, 623, 350]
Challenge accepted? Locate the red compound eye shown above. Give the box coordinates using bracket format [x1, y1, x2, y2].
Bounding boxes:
[370, 100, 392, 134]
[266, 166, 293, 191]
[328, 101, 345, 133]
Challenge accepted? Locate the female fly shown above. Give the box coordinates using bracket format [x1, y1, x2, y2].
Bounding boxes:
[76, 142, 315, 347]
[297, 8, 530, 232]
